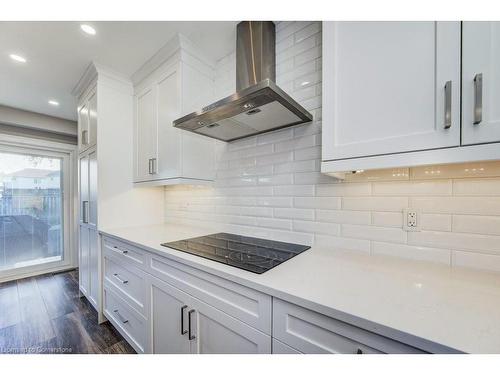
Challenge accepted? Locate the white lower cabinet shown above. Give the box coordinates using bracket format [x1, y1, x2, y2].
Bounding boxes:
[272, 339, 302, 354]
[100, 235, 429, 354]
[150, 275, 271, 354]
[151, 276, 193, 354]
[273, 299, 424, 354]
[104, 286, 148, 354]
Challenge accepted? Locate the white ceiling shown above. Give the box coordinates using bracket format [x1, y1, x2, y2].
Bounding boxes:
[0, 21, 238, 121]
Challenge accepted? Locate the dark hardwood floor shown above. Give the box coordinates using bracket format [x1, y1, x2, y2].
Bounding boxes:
[0, 270, 136, 354]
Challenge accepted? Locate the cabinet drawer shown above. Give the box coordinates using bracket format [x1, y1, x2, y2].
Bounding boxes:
[104, 254, 147, 313]
[104, 287, 147, 353]
[103, 237, 146, 269]
[272, 339, 302, 354]
[273, 299, 425, 354]
[149, 253, 272, 334]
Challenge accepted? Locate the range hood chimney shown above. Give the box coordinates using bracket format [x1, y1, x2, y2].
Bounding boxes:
[173, 21, 313, 142]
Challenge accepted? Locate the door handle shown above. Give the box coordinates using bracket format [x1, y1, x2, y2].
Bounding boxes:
[148, 159, 152, 174]
[151, 158, 157, 174]
[188, 309, 196, 340]
[113, 309, 129, 324]
[82, 130, 89, 145]
[113, 273, 128, 284]
[444, 80, 452, 129]
[181, 305, 188, 335]
[473, 73, 483, 125]
[82, 200, 89, 223]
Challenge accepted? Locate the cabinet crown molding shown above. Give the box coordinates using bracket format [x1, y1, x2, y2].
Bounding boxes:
[72, 62, 132, 99]
[131, 33, 215, 86]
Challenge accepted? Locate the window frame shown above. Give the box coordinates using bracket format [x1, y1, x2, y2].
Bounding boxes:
[0, 133, 76, 282]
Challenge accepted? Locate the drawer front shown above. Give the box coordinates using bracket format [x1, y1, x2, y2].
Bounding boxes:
[272, 338, 302, 354]
[104, 287, 147, 353]
[149, 253, 272, 334]
[104, 253, 147, 313]
[273, 299, 424, 354]
[103, 237, 146, 269]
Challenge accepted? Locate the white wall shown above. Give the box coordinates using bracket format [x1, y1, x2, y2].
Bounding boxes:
[164, 21, 500, 273]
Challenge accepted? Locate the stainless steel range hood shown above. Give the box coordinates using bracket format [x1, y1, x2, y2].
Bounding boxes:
[173, 21, 313, 142]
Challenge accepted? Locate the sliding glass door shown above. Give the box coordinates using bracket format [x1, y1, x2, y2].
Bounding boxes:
[0, 146, 71, 278]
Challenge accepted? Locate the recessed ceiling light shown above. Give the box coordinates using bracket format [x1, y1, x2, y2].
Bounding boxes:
[9, 54, 27, 63]
[48, 100, 60, 106]
[80, 24, 96, 35]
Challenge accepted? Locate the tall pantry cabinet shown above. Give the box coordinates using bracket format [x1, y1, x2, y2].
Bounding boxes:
[75, 63, 165, 321]
[77, 82, 99, 310]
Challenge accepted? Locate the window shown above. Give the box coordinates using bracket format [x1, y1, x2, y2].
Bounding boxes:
[0, 151, 64, 271]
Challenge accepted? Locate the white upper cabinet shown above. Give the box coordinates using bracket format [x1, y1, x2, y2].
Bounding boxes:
[322, 21, 461, 161]
[77, 89, 97, 153]
[132, 34, 216, 185]
[135, 87, 157, 181]
[462, 22, 500, 145]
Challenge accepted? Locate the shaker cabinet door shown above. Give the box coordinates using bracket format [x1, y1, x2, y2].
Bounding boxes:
[151, 276, 192, 354]
[79, 225, 90, 295]
[87, 92, 98, 148]
[462, 22, 500, 145]
[135, 87, 157, 182]
[322, 21, 461, 161]
[78, 103, 89, 151]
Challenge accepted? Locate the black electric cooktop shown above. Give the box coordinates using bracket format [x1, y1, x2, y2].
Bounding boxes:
[161, 233, 310, 274]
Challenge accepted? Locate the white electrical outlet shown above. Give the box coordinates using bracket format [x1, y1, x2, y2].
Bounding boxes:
[403, 209, 420, 231]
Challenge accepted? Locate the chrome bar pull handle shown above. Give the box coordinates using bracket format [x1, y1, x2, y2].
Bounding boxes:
[82, 130, 89, 145]
[82, 200, 89, 223]
[151, 158, 157, 174]
[148, 158, 152, 174]
[180, 305, 188, 335]
[113, 309, 129, 324]
[444, 80, 452, 129]
[188, 309, 196, 340]
[473, 73, 483, 125]
[113, 273, 128, 284]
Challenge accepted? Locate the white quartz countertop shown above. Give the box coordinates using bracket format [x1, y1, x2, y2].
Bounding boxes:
[99, 223, 500, 354]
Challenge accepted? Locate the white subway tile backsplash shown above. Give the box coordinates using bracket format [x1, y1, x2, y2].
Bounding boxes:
[274, 134, 318, 152]
[342, 224, 407, 244]
[372, 180, 452, 196]
[452, 215, 500, 236]
[256, 217, 292, 231]
[293, 146, 321, 161]
[274, 207, 315, 221]
[294, 196, 341, 210]
[410, 197, 500, 215]
[316, 209, 371, 225]
[420, 214, 452, 232]
[162, 21, 500, 274]
[257, 174, 293, 185]
[293, 220, 340, 236]
[274, 160, 317, 174]
[256, 197, 293, 208]
[342, 197, 408, 212]
[371, 242, 451, 264]
[273, 184, 315, 197]
[408, 231, 500, 255]
[452, 178, 500, 196]
[316, 182, 371, 197]
[314, 234, 370, 253]
[371, 212, 402, 228]
[294, 171, 334, 185]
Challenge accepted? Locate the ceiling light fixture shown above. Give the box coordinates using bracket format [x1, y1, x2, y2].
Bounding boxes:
[80, 24, 96, 35]
[48, 100, 60, 106]
[9, 54, 27, 63]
